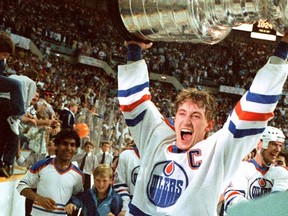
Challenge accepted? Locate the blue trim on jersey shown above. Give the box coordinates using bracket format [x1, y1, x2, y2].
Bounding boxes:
[125, 110, 146, 127]
[246, 91, 279, 104]
[250, 159, 269, 173]
[30, 158, 53, 172]
[120, 194, 130, 198]
[118, 82, 149, 97]
[224, 196, 236, 213]
[228, 121, 265, 138]
[224, 189, 246, 212]
[171, 145, 187, 153]
[32, 206, 66, 214]
[114, 183, 127, 188]
[167, 117, 174, 126]
[129, 202, 151, 216]
[273, 41, 288, 60]
[72, 163, 82, 173]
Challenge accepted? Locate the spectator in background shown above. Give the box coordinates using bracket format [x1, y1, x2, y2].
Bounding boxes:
[224, 126, 288, 214]
[65, 164, 123, 216]
[37, 89, 56, 119]
[72, 141, 98, 190]
[96, 141, 113, 167]
[59, 102, 78, 129]
[8, 64, 37, 111]
[276, 150, 288, 167]
[16, 136, 56, 170]
[21, 91, 59, 151]
[17, 129, 84, 215]
[0, 32, 25, 177]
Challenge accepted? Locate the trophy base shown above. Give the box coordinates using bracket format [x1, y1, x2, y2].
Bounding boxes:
[107, 0, 153, 44]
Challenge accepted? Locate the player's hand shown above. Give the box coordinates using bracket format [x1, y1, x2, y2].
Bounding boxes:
[65, 203, 77, 214]
[107, 212, 115, 216]
[124, 41, 153, 50]
[36, 196, 57, 211]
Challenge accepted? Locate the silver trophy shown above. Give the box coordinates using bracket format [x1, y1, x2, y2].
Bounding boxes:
[108, 0, 288, 44]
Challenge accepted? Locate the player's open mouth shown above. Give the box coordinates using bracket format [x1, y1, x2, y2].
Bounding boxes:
[181, 129, 192, 141]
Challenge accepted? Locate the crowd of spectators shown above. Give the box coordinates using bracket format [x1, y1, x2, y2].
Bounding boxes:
[1, 0, 287, 152]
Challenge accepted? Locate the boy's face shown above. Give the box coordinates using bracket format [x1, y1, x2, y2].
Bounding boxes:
[101, 143, 110, 152]
[94, 175, 112, 196]
[84, 144, 93, 153]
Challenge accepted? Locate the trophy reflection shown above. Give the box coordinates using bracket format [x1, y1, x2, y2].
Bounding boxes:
[107, 0, 288, 44]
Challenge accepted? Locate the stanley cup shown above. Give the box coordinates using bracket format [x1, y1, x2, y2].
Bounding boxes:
[107, 0, 288, 44]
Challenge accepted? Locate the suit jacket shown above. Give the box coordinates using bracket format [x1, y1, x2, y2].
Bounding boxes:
[60, 108, 75, 129]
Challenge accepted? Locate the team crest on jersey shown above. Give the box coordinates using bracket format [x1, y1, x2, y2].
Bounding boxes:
[146, 160, 188, 207]
[131, 165, 140, 185]
[249, 178, 272, 199]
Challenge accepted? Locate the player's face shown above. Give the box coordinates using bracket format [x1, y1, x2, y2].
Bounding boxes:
[56, 138, 77, 162]
[174, 100, 213, 150]
[94, 175, 112, 197]
[262, 141, 283, 164]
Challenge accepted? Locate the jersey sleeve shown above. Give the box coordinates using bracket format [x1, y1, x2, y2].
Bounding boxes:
[113, 150, 131, 211]
[17, 159, 50, 193]
[218, 56, 288, 184]
[272, 166, 288, 192]
[224, 162, 250, 213]
[118, 60, 166, 155]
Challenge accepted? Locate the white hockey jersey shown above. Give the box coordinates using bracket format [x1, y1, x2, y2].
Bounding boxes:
[17, 158, 84, 216]
[117, 55, 288, 216]
[224, 159, 288, 213]
[114, 147, 140, 212]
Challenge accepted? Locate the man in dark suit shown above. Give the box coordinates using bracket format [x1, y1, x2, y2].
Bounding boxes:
[59, 102, 78, 129]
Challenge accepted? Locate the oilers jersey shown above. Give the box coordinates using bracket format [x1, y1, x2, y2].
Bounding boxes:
[224, 159, 288, 213]
[17, 158, 84, 216]
[114, 147, 140, 212]
[117, 55, 288, 216]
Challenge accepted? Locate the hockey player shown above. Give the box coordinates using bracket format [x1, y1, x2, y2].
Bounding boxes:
[17, 129, 84, 215]
[224, 126, 288, 214]
[113, 146, 140, 215]
[117, 33, 288, 215]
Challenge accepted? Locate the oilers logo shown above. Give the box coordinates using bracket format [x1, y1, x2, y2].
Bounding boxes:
[147, 160, 188, 207]
[131, 165, 140, 185]
[249, 178, 272, 199]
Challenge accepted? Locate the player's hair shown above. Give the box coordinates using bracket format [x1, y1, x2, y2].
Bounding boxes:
[0, 32, 15, 54]
[93, 164, 113, 179]
[175, 88, 217, 122]
[54, 128, 81, 147]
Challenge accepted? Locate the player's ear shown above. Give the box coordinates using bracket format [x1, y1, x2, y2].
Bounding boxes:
[205, 119, 215, 132]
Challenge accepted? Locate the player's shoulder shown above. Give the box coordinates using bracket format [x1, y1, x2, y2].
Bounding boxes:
[272, 164, 288, 173]
[120, 147, 140, 158]
[30, 158, 53, 173]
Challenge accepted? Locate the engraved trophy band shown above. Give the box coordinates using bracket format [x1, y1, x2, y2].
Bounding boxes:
[107, 0, 288, 44]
